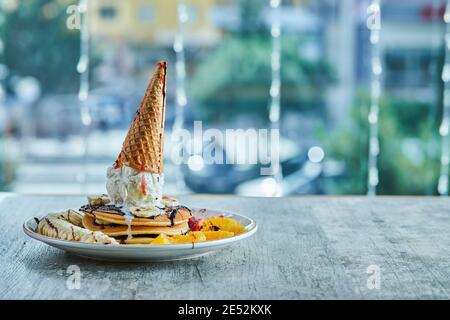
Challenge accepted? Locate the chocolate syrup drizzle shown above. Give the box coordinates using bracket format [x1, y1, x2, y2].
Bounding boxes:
[80, 204, 192, 225]
[45, 218, 58, 237]
[163, 205, 192, 226]
[80, 204, 125, 215]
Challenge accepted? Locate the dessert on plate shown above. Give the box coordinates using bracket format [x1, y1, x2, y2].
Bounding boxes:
[35, 61, 246, 245]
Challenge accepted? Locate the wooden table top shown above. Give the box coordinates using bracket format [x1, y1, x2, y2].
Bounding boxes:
[1, 193, 450, 299]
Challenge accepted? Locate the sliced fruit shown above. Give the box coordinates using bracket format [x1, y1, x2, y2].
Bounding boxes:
[87, 194, 110, 206]
[129, 205, 161, 218]
[150, 233, 173, 245]
[201, 216, 246, 235]
[161, 196, 179, 207]
[202, 230, 234, 241]
[124, 237, 155, 245]
[188, 216, 206, 231]
[171, 231, 206, 243]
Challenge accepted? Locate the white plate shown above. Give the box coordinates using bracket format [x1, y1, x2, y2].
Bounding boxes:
[23, 208, 257, 262]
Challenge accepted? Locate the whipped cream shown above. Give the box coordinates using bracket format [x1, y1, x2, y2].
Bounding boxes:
[106, 165, 164, 217]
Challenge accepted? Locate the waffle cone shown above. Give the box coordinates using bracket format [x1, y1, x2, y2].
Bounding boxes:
[115, 61, 167, 173]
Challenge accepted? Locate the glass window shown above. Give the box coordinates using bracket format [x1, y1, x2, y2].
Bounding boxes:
[137, 4, 155, 23]
[186, 5, 198, 23]
[99, 6, 116, 19]
[0, 0, 448, 196]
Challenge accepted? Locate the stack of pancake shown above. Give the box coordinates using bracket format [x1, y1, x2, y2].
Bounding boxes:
[80, 195, 192, 244]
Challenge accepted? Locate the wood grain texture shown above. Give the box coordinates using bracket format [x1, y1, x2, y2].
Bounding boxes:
[1, 194, 450, 299]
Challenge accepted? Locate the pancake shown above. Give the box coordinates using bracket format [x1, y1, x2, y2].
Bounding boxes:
[82, 214, 189, 237]
[80, 205, 191, 227]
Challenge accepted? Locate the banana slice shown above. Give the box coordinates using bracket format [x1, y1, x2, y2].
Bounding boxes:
[160, 196, 179, 207]
[129, 205, 162, 218]
[59, 209, 84, 227]
[37, 210, 118, 245]
[87, 194, 110, 207]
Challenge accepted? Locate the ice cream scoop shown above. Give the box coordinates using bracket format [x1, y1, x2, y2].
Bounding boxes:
[106, 165, 163, 213]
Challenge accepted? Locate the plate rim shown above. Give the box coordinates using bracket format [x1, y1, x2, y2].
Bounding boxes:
[23, 207, 258, 250]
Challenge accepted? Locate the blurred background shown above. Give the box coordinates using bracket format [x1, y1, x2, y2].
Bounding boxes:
[0, 0, 449, 196]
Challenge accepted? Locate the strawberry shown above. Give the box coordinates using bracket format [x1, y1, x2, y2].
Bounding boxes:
[188, 216, 205, 231]
[140, 175, 147, 195]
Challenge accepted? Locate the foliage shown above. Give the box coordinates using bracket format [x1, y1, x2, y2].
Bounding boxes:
[189, 0, 334, 121]
[1, 0, 79, 94]
[321, 92, 441, 195]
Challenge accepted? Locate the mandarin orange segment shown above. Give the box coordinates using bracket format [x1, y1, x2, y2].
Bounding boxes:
[202, 230, 234, 241]
[124, 237, 155, 245]
[171, 231, 206, 243]
[150, 233, 173, 245]
[201, 216, 246, 235]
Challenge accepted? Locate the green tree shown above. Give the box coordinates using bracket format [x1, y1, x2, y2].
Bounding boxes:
[189, 0, 333, 121]
[1, 0, 79, 94]
[321, 93, 441, 195]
